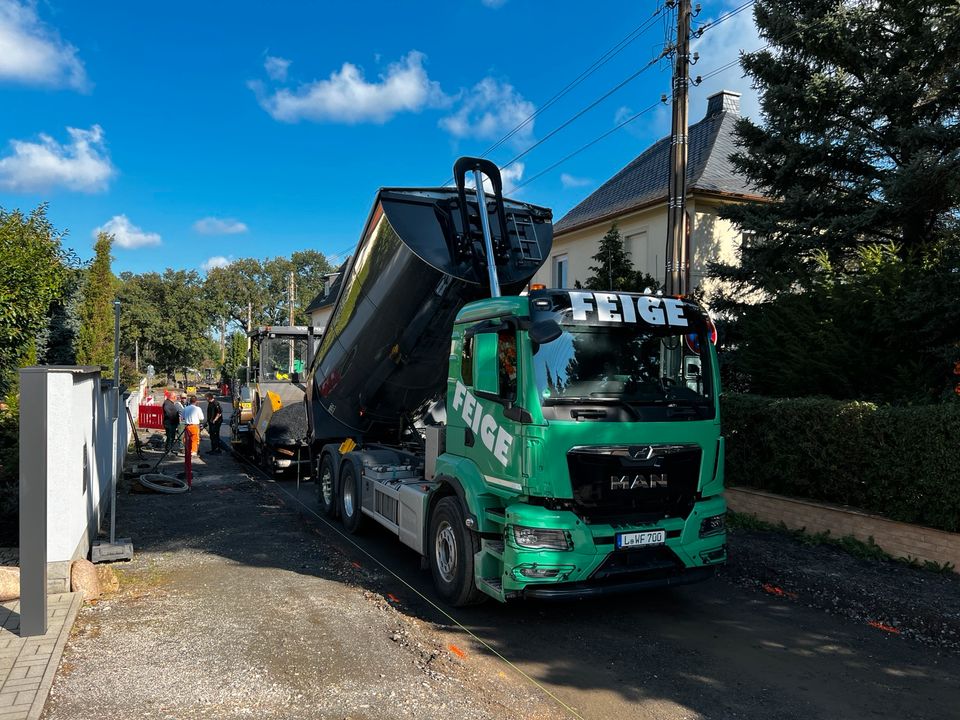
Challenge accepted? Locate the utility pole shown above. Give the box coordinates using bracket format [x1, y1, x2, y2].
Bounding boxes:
[246, 301, 252, 385]
[665, 0, 692, 296]
[288, 271, 296, 372]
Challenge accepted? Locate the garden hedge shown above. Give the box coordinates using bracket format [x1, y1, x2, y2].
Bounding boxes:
[721, 394, 960, 533]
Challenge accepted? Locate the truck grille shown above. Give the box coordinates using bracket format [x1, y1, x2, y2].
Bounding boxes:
[591, 546, 683, 583]
[566, 444, 701, 523]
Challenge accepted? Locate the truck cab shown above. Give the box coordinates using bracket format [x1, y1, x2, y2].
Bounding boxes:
[436, 288, 726, 601]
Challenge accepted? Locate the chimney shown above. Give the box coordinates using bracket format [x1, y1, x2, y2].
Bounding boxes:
[706, 90, 741, 118]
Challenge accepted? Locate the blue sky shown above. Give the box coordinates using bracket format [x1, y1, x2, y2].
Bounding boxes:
[0, 0, 761, 275]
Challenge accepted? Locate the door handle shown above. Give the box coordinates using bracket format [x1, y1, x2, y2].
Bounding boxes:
[464, 427, 475, 447]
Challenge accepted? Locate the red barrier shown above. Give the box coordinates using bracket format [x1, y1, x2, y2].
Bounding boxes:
[138, 405, 165, 429]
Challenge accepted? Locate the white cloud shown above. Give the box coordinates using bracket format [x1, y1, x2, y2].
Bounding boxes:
[689, 1, 763, 121]
[0, 124, 115, 192]
[252, 51, 447, 124]
[193, 217, 248, 235]
[201, 255, 232, 271]
[94, 215, 161, 249]
[0, 0, 87, 89]
[560, 173, 592, 189]
[463, 161, 524, 196]
[264, 55, 290, 81]
[440, 78, 534, 146]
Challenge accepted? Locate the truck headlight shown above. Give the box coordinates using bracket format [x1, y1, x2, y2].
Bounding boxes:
[699, 514, 726, 538]
[511, 525, 571, 551]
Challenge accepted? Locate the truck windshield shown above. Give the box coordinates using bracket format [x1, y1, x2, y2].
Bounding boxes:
[531, 324, 714, 418]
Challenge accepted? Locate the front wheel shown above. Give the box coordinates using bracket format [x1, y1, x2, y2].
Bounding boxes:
[428, 496, 485, 607]
[316, 453, 338, 519]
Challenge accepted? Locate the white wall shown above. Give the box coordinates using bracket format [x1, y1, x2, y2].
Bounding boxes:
[39, 368, 126, 563]
[533, 203, 670, 289]
[533, 196, 746, 305]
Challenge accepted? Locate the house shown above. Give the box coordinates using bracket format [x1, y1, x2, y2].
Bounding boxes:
[304, 265, 345, 333]
[531, 90, 765, 297]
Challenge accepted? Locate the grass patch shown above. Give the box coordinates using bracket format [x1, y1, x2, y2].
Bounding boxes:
[726, 511, 956, 574]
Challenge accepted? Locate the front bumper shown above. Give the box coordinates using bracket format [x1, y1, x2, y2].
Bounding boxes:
[523, 565, 715, 600]
[493, 494, 727, 598]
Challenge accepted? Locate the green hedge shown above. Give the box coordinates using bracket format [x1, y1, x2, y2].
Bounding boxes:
[721, 394, 960, 533]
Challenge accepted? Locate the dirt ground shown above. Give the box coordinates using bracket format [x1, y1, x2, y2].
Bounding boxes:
[43, 440, 564, 720]
[42, 427, 960, 720]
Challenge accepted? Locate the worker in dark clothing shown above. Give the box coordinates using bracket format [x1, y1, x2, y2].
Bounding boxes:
[161, 390, 182, 452]
[205, 392, 224, 454]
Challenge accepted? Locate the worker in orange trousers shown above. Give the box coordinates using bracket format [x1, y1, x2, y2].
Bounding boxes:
[181, 395, 205, 486]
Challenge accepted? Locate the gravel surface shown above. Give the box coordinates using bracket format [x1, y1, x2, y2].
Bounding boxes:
[42, 437, 565, 720]
[721, 526, 960, 651]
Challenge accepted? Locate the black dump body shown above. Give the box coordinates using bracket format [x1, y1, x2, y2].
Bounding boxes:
[307, 187, 552, 445]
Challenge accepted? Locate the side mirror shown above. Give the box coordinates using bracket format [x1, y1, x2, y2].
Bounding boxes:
[473, 332, 500, 397]
[529, 319, 562, 345]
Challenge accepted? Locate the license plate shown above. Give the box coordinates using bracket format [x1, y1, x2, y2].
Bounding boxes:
[616, 530, 666, 549]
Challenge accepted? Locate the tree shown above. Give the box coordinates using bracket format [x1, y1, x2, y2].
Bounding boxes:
[710, 0, 960, 401]
[0, 205, 71, 397]
[714, 0, 960, 298]
[584, 224, 660, 293]
[75, 232, 116, 374]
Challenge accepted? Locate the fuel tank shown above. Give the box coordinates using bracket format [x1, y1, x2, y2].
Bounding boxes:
[306, 186, 552, 444]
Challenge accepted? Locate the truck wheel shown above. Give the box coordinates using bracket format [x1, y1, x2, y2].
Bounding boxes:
[339, 460, 365, 534]
[428, 496, 484, 607]
[316, 454, 338, 519]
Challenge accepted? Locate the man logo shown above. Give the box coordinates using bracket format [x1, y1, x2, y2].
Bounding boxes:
[610, 474, 669, 490]
[628, 446, 655, 460]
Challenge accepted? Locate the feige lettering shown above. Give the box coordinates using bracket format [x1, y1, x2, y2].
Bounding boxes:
[664, 299, 688, 327]
[595, 292, 621, 323]
[636, 296, 666, 325]
[451, 380, 515, 469]
[569, 291, 595, 321]
[567, 291, 693, 328]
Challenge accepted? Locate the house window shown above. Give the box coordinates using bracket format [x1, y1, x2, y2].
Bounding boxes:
[552, 254, 569, 288]
[741, 230, 757, 248]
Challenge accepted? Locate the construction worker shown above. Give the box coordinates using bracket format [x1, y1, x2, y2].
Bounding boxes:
[161, 390, 182, 452]
[205, 392, 223, 454]
[181, 395, 205, 486]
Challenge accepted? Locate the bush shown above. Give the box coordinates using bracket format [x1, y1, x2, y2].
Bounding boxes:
[722, 394, 960, 532]
[0, 404, 17, 545]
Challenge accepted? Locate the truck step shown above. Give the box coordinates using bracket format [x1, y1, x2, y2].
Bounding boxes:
[482, 539, 505, 558]
[479, 577, 502, 593]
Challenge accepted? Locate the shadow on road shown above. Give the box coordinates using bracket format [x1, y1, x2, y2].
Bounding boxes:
[117, 440, 960, 720]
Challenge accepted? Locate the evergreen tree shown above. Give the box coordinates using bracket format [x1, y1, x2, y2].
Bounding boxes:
[75, 232, 116, 374]
[714, 0, 960, 299]
[709, 0, 960, 401]
[584, 223, 660, 292]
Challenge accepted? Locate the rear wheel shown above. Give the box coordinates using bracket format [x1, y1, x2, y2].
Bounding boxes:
[316, 453, 338, 519]
[339, 460, 365, 534]
[428, 496, 485, 607]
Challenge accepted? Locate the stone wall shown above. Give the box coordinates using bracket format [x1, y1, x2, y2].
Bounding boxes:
[726, 487, 960, 573]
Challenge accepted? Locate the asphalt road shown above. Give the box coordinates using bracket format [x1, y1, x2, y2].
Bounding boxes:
[258, 465, 959, 720]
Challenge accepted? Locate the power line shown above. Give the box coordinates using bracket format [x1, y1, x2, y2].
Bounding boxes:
[512, 5, 840, 191]
[441, 4, 667, 185]
[500, 45, 672, 172]
[513, 100, 663, 191]
[479, 4, 667, 159]
[694, 0, 756, 36]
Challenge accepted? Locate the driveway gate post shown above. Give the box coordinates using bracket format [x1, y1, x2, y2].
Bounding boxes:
[19, 367, 48, 637]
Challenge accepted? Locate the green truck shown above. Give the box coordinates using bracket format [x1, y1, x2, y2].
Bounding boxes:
[306, 158, 726, 604]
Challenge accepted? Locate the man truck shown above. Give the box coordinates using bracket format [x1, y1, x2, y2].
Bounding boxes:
[306, 158, 726, 605]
